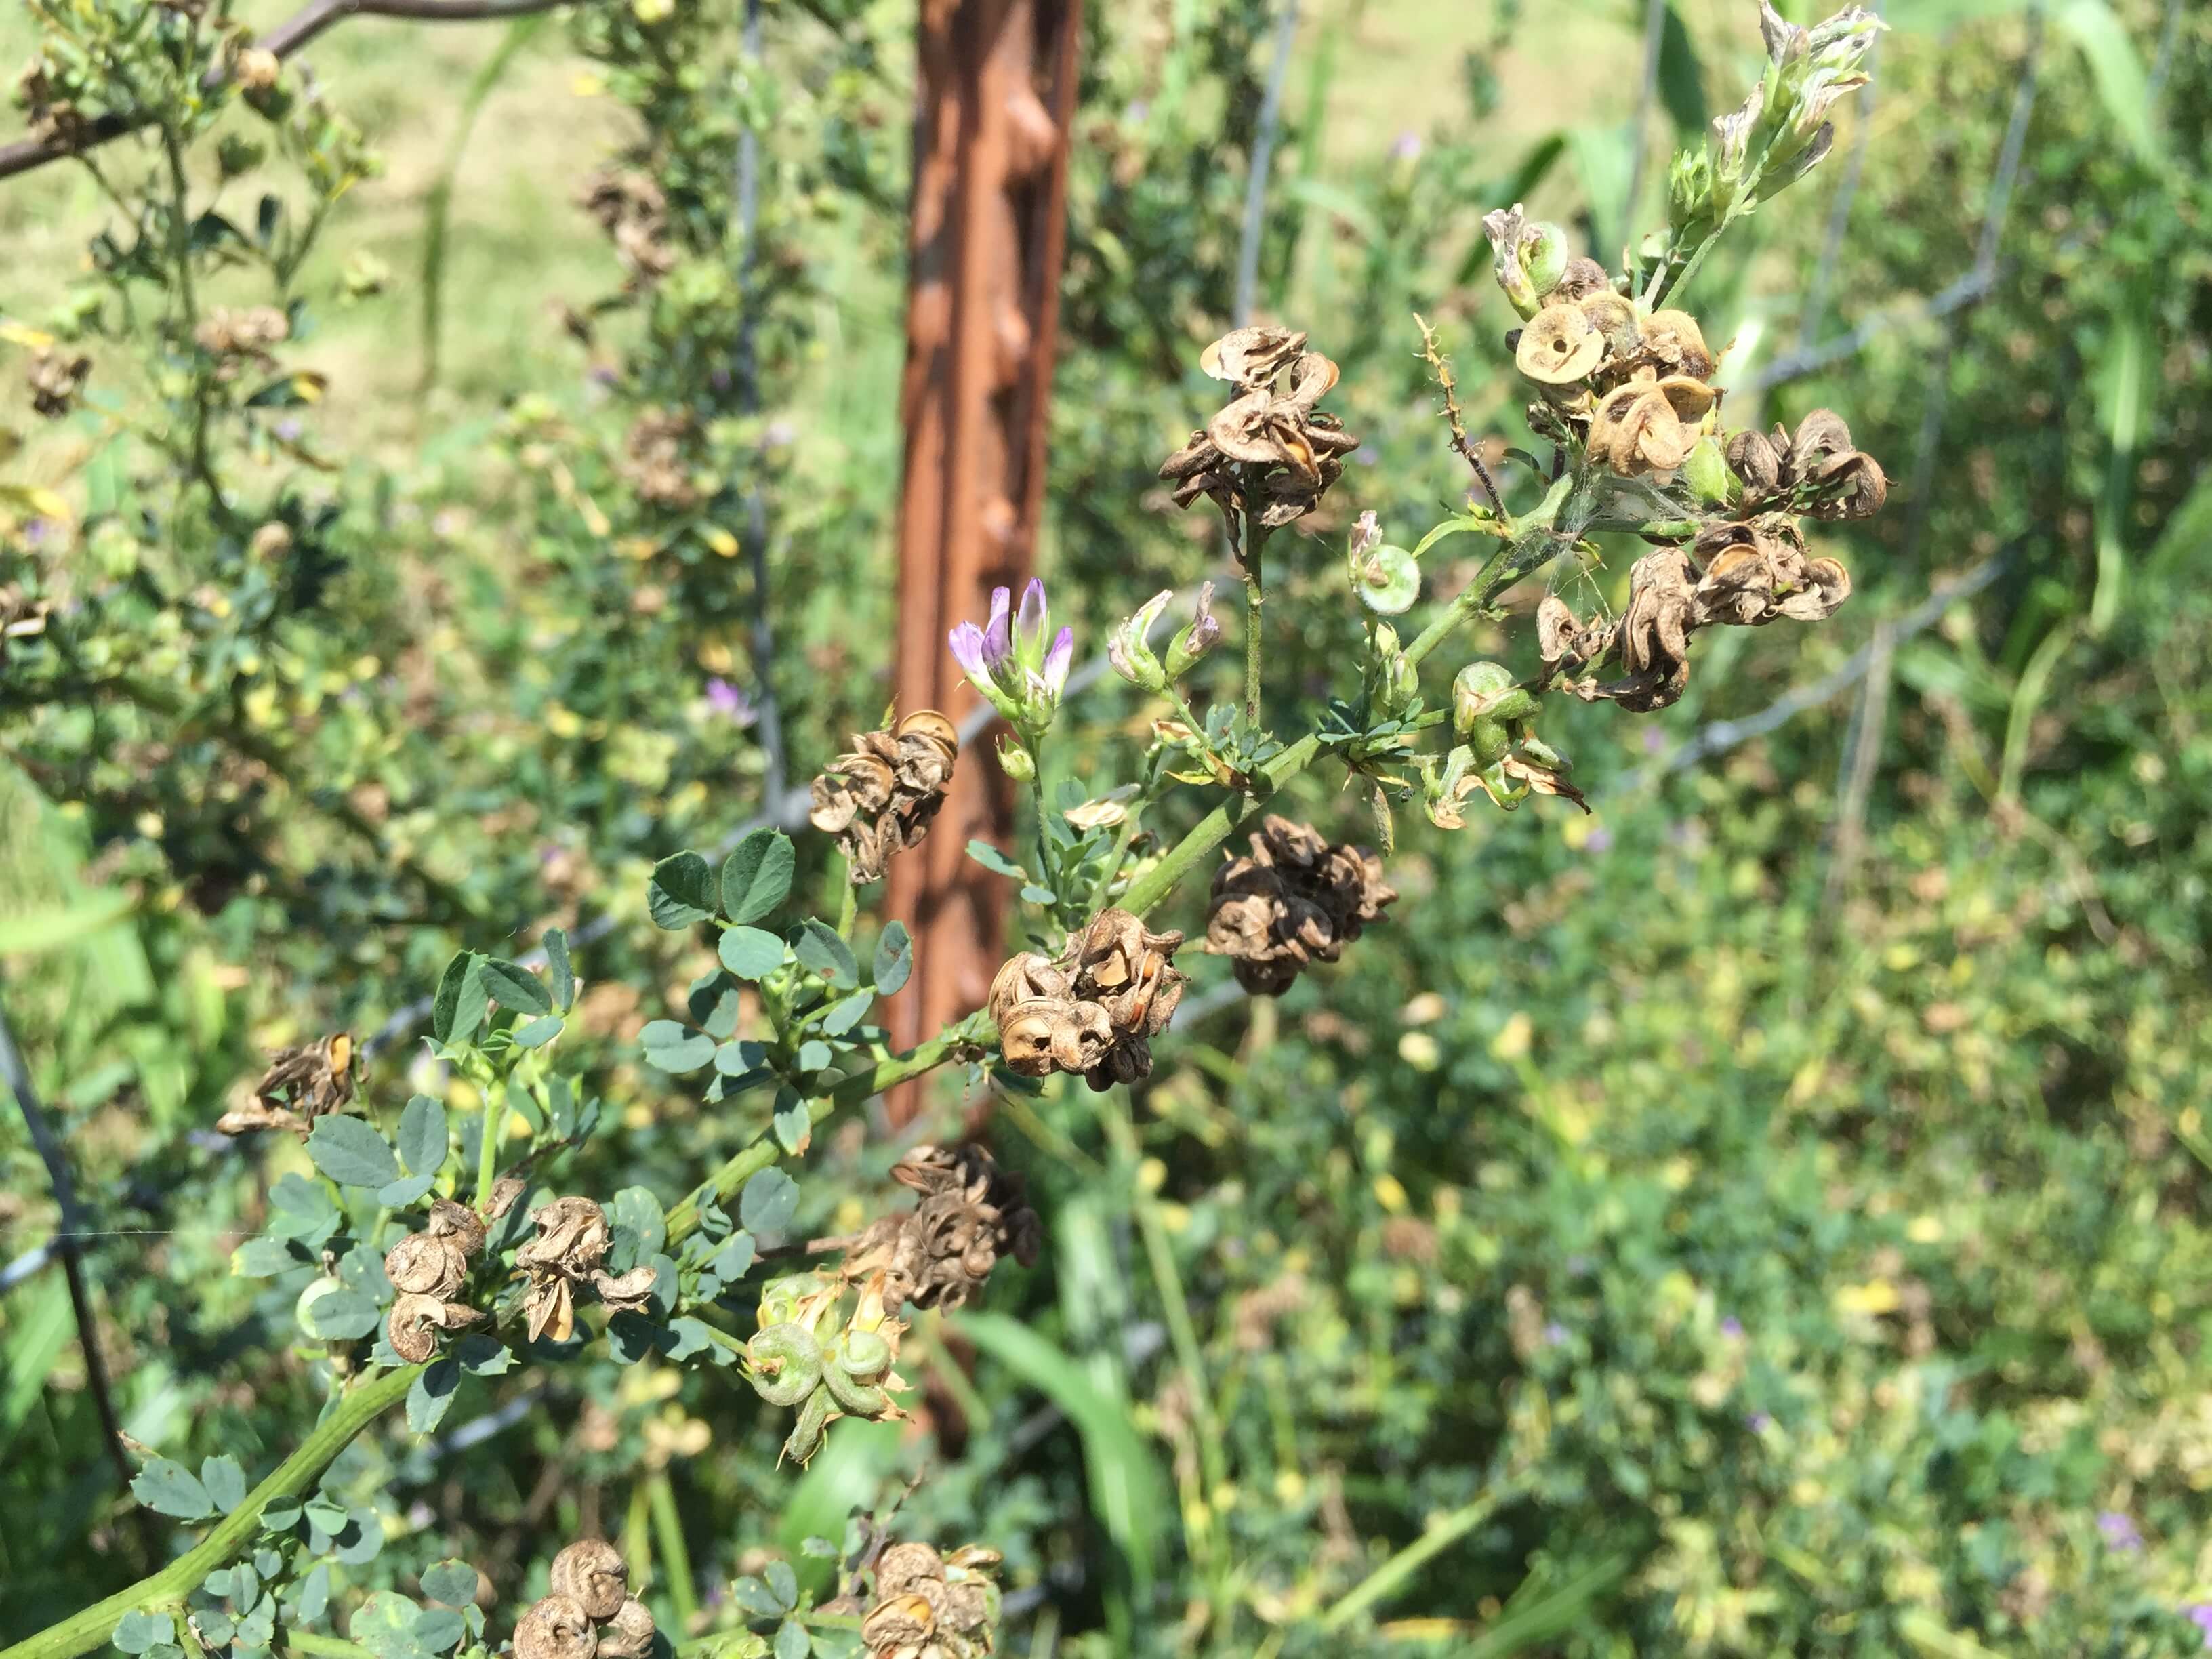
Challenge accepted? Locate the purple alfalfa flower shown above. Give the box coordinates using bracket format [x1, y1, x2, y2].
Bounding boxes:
[705, 676, 757, 726]
[1746, 1410, 1772, 1432]
[1390, 130, 1423, 164]
[1720, 1315, 1744, 1339]
[1039, 625, 1073, 701]
[950, 586, 1014, 691]
[1583, 825, 1616, 855]
[1542, 1321, 1569, 1347]
[2096, 1511, 2144, 1552]
[2187, 1603, 2212, 1648]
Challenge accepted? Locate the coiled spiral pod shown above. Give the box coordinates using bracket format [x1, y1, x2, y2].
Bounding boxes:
[782, 1383, 834, 1465]
[743, 1322, 824, 1408]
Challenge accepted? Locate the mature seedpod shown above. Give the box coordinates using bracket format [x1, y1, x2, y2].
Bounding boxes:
[592, 1600, 655, 1659]
[987, 912, 1185, 1092]
[811, 711, 960, 884]
[514, 1596, 596, 1659]
[783, 1382, 835, 1465]
[548, 1540, 630, 1623]
[1161, 327, 1355, 544]
[218, 1032, 357, 1136]
[1515, 303, 1603, 386]
[384, 1233, 468, 1300]
[386, 1292, 486, 1364]
[861, 1540, 1004, 1659]
[1204, 817, 1397, 996]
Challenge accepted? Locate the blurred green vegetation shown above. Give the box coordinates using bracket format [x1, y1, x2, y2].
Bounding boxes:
[3, 1, 2210, 1656]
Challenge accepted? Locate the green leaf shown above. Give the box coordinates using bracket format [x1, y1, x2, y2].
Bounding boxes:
[796, 1040, 833, 1073]
[543, 927, 575, 1012]
[377, 1173, 438, 1208]
[712, 1233, 756, 1281]
[649, 851, 719, 928]
[199, 1454, 247, 1514]
[133, 1457, 216, 1520]
[112, 1612, 173, 1654]
[720, 829, 796, 924]
[234, 1237, 303, 1277]
[480, 957, 552, 1016]
[300, 1286, 380, 1341]
[431, 952, 489, 1045]
[415, 1608, 467, 1654]
[293, 1563, 331, 1625]
[421, 1561, 478, 1607]
[307, 1116, 401, 1189]
[872, 922, 912, 995]
[739, 1168, 800, 1237]
[965, 838, 1028, 880]
[732, 1578, 782, 1618]
[0, 890, 135, 957]
[407, 1361, 462, 1434]
[794, 922, 858, 989]
[1656, 5, 1707, 135]
[799, 1536, 839, 1559]
[397, 1094, 447, 1177]
[819, 989, 874, 1038]
[764, 1561, 798, 1611]
[454, 1334, 513, 1376]
[773, 1093, 813, 1155]
[514, 1014, 565, 1050]
[640, 1020, 716, 1075]
[349, 1591, 424, 1659]
[773, 1621, 810, 1659]
[260, 1497, 302, 1532]
[609, 1187, 668, 1271]
[719, 926, 786, 980]
[953, 1311, 1168, 1592]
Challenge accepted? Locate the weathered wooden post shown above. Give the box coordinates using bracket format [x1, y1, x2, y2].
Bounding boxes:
[884, 0, 1082, 1124]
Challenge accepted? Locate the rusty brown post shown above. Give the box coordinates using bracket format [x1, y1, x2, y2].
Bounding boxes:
[883, 0, 1082, 1126]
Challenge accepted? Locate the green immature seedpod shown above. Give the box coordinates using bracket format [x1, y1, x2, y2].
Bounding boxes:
[838, 1327, 894, 1383]
[744, 1322, 824, 1407]
[1452, 663, 1537, 739]
[1356, 545, 1421, 616]
[996, 733, 1036, 783]
[1521, 220, 1572, 300]
[783, 1382, 834, 1465]
[1681, 435, 1736, 506]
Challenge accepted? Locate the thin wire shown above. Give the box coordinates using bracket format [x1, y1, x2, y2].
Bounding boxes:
[0, 983, 159, 1562]
[1233, 1, 1301, 327]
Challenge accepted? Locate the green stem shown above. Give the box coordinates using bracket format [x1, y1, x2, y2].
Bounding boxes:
[834, 870, 857, 941]
[474, 1086, 504, 1211]
[1242, 550, 1265, 729]
[645, 1471, 699, 1633]
[1317, 1484, 1519, 1632]
[0, 1366, 423, 1659]
[661, 1017, 984, 1244]
[1118, 733, 1324, 918]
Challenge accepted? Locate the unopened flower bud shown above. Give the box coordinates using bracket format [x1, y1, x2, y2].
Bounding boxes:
[1164, 582, 1221, 679]
[1481, 204, 1544, 319]
[1109, 590, 1172, 691]
[996, 734, 1036, 784]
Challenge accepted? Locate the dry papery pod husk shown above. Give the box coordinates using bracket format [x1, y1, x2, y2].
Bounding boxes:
[386, 1292, 487, 1364]
[848, 1144, 1044, 1311]
[861, 1542, 1002, 1659]
[28, 350, 90, 419]
[1587, 373, 1716, 476]
[593, 1599, 655, 1659]
[194, 305, 289, 358]
[1204, 815, 1397, 996]
[1726, 409, 1888, 520]
[216, 1031, 355, 1136]
[1158, 326, 1357, 537]
[987, 908, 1186, 1091]
[811, 710, 958, 885]
[513, 1594, 596, 1659]
[518, 1196, 615, 1343]
[619, 409, 699, 511]
[548, 1540, 629, 1622]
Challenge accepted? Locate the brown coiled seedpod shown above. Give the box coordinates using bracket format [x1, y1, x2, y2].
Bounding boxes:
[1204, 817, 1397, 996]
[811, 710, 959, 884]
